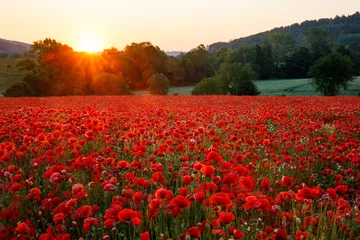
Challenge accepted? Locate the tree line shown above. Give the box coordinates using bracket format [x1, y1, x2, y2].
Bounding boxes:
[192, 26, 359, 96]
[208, 12, 360, 53]
[4, 25, 360, 97]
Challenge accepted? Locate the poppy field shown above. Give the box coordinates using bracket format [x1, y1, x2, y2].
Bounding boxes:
[0, 96, 359, 240]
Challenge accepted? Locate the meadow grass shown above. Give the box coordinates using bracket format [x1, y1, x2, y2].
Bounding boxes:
[0, 58, 26, 94]
[256, 77, 360, 96]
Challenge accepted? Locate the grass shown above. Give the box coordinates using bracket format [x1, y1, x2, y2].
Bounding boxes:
[135, 77, 360, 96]
[0, 58, 26, 95]
[255, 77, 360, 96]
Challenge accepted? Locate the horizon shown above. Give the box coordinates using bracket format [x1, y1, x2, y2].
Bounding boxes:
[1, 1, 360, 52]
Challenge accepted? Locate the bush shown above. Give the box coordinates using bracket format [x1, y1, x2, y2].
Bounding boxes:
[147, 73, 169, 95]
[309, 52, 354, 96]
[3, 82, 33, 97]
[91, 73, 131, 95]
[227, 63, 260, 96]
[192, 77, 224, 95]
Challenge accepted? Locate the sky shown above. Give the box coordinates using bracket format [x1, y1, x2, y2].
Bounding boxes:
[1, 0, 360, 52]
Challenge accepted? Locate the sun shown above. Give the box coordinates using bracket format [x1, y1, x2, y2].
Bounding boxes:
[76, 35, 103, 53]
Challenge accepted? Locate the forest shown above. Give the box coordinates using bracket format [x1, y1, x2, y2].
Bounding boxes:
[4, 12, 360, 96]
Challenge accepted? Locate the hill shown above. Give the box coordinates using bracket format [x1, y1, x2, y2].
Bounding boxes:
[166, 51, 184, 57]
[208, 12, 360, 53]
[0, 38, 31, 53]
[0, 58, 26, 95]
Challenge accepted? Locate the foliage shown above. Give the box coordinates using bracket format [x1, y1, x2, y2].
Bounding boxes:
[225, 63, 260, 95]
[280, 47, 314, 78]
[191, 77, 224, 95]
[178, 44, 213, 85]
[309, 52, 354, 96]
[208, 12, 360, 52]
[91, 73, 131, 95]
[263, 33, 296, 68]
[147, 73, 169, 95]
[304, 27, 334, 60]
[102, 43, 185, 90]
[3, 82, 32, 97]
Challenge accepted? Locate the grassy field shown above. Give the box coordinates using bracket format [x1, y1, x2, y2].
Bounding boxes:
[161, 77, 360, 96]
[256, 77, 360, 96]
[0, 58, 26, 94]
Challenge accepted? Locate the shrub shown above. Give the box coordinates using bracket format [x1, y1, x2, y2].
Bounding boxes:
[3, 82, 33, 97]
[227, 63, 260, 96]
[147, 73, 169, 95]
[309, 52, 354, 96]
[91, 73, 131, 95]
[192, 77, 224, 95]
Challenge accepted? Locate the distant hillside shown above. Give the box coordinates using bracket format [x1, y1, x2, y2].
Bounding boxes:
[208, 12, 360, 53]
[166, 51, 184, 57]
[0, 38, 31, 53]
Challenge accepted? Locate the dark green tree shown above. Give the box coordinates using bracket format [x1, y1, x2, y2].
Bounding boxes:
[191, 77, 224, 95]
[91, 73, 131, 95]
[225, 63, 260, 95]
[304, 27, 334, 60]
[309, 52, 354, 96]
[147, 73, 169, 95]
[260, 39, 275, 79]
[264, 33, 296, 69]
[179, 44, 212, 85]
[281, 47, 314, 78]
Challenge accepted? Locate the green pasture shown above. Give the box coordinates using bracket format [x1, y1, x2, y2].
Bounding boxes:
[256, 77, 360, 96]
[0, 58, 26, 94]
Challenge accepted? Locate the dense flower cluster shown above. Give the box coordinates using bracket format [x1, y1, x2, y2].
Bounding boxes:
[0, 96, 359, 239]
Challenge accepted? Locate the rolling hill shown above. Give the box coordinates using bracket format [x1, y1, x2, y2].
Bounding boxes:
[208, 12, 360, 53]
[0, 38, 31, 53]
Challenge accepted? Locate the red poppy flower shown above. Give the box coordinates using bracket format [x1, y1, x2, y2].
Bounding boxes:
[200, 165, 215, 177]
[140, 232, 150, 240]
[103, 183, 117, 192]
[170, 195, 191, 208]
[15, 222, 31, 234]
[186, 226, 201, 238]
[104, 218, 117, 230]
[295, 187, 322, 201]
[71, 205, 92, 220]
[8, 182, 22, 192]
[218, 211, 235, 223]
[117, 209, 140, 225]
[210, 192, 232, 206]
[53, 213, 65, 224]
[150, 163, 164, 172]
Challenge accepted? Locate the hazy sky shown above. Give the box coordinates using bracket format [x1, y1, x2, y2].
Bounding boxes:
[1, 0, 359, 51]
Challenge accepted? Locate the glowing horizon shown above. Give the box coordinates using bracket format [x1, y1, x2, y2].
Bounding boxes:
[75, 34, 104, 53]
[1, 0, 359, 52]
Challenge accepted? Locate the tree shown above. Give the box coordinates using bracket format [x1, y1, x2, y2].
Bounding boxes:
[264, 33, 296, 69]
[147, 73, 169, 95]
[281, 47, 314, 78]
[304, 27, 334, 61]
[309, 52, 354, 96]
[91, 73, 131, 95]
[15, 38, 87, 96]
[179, 44, 212, 85]
[260, 40, 275, 79]
[192, 77, 225, 95]
[225, 63, 260, 95]
[3, 82, 33, 97]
